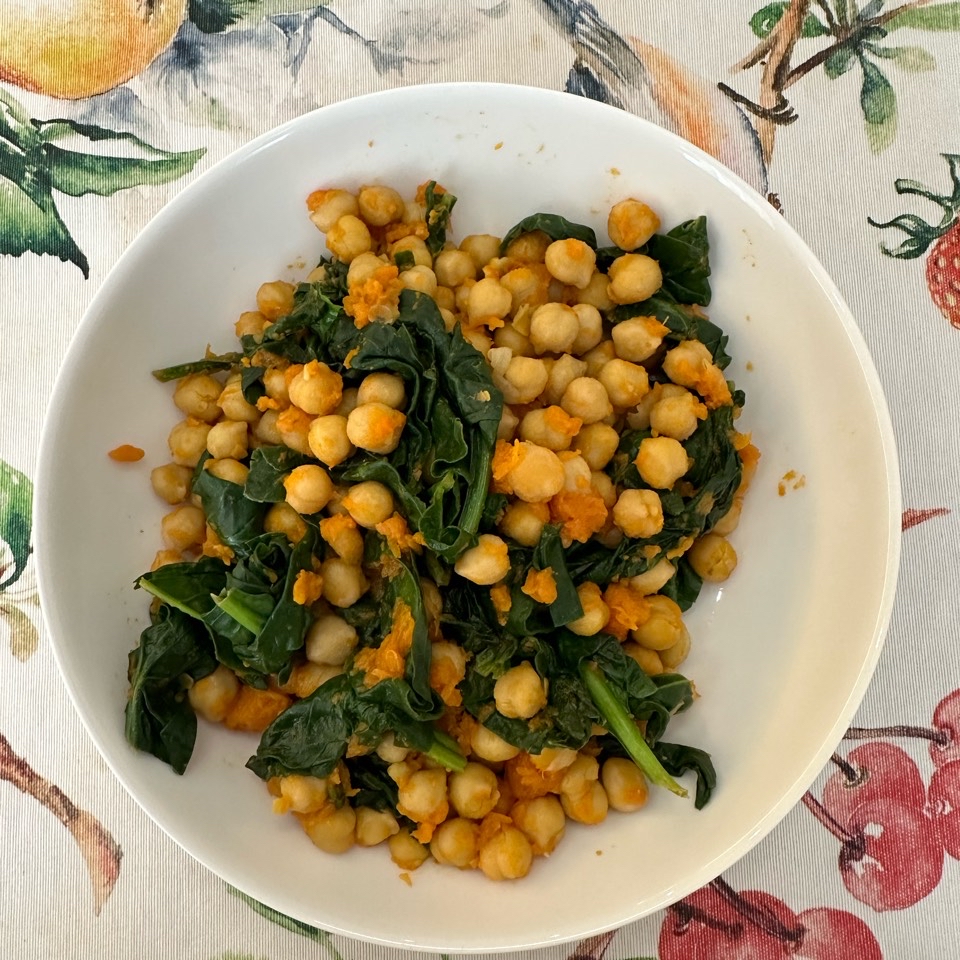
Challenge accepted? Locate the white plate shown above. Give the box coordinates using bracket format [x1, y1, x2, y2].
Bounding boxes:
[34, 83, 900, 952]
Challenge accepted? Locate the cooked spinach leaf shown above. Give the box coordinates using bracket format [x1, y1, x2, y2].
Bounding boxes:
[393, 249, 415, 271]
[424, 181, 457, 257]
[346, 754, 401, 812]
[136, 556, 228, 619]
[240, 364, 266, 405]
[644, 216, 711, 306]
[659, 557, 703, 611]
[244, 446, 313, 503]
[192, 454, 267, 549]
[653, 741, 717, 809]
[499, 212, 597, 255]
[124, 604, 217, 774]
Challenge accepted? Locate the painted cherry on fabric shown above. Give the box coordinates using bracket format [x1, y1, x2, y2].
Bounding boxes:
[929, 689, 960, 768]
[822, 743, 925, 825]
[928, 759, 960, 860]
[794, 908, 883, 960]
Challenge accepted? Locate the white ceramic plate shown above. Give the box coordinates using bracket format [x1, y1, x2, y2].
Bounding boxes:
[34, 83, 900, 952]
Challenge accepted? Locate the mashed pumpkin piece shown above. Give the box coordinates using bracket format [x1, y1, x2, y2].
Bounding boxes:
[354, 599, 415, 687]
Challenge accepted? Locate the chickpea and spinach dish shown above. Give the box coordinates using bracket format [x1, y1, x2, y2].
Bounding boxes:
[127, 180, 758, 881]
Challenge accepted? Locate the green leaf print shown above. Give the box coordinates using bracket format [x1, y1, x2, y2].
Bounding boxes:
[887, 2, 960, 30]
[824, 45, 858, 78]
[749, 2, 830, 37]
[865, 44, 937, 70]
[0, 87, 204, 276]
[859, 57, 898, 152]
[0, 459, 32, 590]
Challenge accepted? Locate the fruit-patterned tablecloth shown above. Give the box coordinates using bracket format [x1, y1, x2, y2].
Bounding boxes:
[2, 1, 960, 957]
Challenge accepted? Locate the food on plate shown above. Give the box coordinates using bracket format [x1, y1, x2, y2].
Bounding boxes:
[124, 178, 757, 880]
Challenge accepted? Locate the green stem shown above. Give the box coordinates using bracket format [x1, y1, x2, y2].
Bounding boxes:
[426, 730, 467, 772]
[580, 661, 687, 798]
[136, 577, 206, 620]
[214, 589, 268, 635]
[152, 353, 241, 382]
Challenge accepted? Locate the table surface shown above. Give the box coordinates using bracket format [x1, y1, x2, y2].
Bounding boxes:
[2, 2, 959, 957]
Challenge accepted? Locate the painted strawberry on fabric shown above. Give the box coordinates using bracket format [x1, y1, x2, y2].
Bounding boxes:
[869, 154, 960, 329]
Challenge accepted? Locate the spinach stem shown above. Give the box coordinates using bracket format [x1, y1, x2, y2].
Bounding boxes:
[214, 590, 268, 635]
[580, 661, 687, 798]
[426, 730, 467, 772]
[136, 576, 205, 619]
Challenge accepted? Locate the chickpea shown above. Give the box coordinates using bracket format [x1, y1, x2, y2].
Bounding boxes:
[206, 420, 248, 461]
[662, 339, 731, 407]
[253, 280, 294, 320]
[569, 423, 616, 472]
[688, 533, 738, 582]
[602, 757, 649, 813]
[319, 517, 363, 564]
[388, 828, 430, 871]
[494, 662, 546, 719]
[150, 463, 192, 505]
[204, 457, 249, 486]
[527, 302, 579, 355]
[218, 375, 260, 424]
[607, 199, 660, 251]
[357, 372, 406, 410]
[454, 533, 510, 585]
[511, 796, 566, 856]
[341, 481, 394, 528]
[591, 470, 617, 509]
[263, 367, 289, 405]
[607, 253, 663, 305]
[506, 443, 565, 503]
[389, 235, 431, 269]
[467, 277, 513, 327]
[334, 387, 359, 418]
[497, 406, 520, 442]
[188, 665, 239, 722]
[542, 354, 587, 406]
[357, 184, 405, 226]
[301, 804, 356, 855]
[307, 415, 354, 468]
[499, 500, 550, 547]
[630, 558, 676, 595]
[435, 288, 456, 314]
[479, 824, 533, 881]
[264, 501, 308, 544]
[308, 189, 359, 232]
[576, 271, 615, 312]
[471, 724, 521, 763]
[250, 409, 281, 446]
[561, 454, 592, 494]
[650, 391, 706, 442]
[344, 402, 406, 456]
[568, 303, 602, 356]
[598, 358, 649, 408]
[631, 595, 685, 651]
[431, 818, 480, 869]
[400, 265, 438, 297]
[376, 732, 410, 764]
[305, 614, 358, 666]
[560, 755, 608, 825]
[435, 249, 477, 287]
[500, 265, 549, 314]
[561, 377, 613, 424]
[161, 504, 206, 551]
[567, 582, 610, 636]
[173, 373, 222, 422]
[628, 382, 688, 431]
[544, 238, 597, 289]
[396, 768, 449, 824]
[449, 762, 501, 819]
[611, 315, 668, 363]
[583, 340, 617, 380]
[660, 626, 692, 669]
[355, 807, 400, 847]
[613, 489, 664, 539]
[490, 354, 549, 405]
[235, 310, 269, 340]
[635, 437, 691, 489]
[347, 251, 387, 288]
[623, 642, 664, 675]
[320, 558, 369, 608]
[460, 234, 500, 271]
[283, 464, 334, 515]
[461, 325, 492, 356]
[518, 407, 579, 452]
[326, 214, 372, 262]
[288, 361, 342, 417]
[494, 324, 533, 356]
[168, 418, 212, 468]
[505, 230, 551, 263]
[712, 497, 743, 537]
[277, 774, 329, 814]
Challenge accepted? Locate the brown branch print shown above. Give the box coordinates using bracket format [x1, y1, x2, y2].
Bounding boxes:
[566, 929, 617, 960]
[0, 731, 122, 914]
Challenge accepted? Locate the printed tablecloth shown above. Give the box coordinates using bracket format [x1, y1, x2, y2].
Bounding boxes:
[2, 1, 960, 957]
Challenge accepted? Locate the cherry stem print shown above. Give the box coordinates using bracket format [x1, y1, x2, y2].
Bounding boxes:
[670, 898, 742, 936]
[802, 791, 861, 847]
[710, 876, 804, 943]
[830, 751, 865, 785]
[0, 732, 122, 914]
[844, 724, 949, 746]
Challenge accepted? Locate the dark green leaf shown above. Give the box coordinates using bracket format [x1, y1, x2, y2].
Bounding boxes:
[347, 755, 401, 812]
[887, 2, 960, 30]
[241, 365, 266, 405]
[424, 181, 457, 257]
[393, 249, 415, 271]
[860, 0, 885, 20]
[749, 2, 830, 38]
[151, 353, 241, 382]
[859, 57, 898, 152]
[244, 446, 313, 503]
[659, 558, 703, 611]
[136, 556, 228, 619]
[645, 217, 712, 306]
[824, 44, 857, 78]
[192, 454, 267, 548]
[188, 0, 260, 33]
[654, 742, 717, 809]
[124, 605, 217, 774]
[0, 459, 32, 589]
[499, 212, 597, 255]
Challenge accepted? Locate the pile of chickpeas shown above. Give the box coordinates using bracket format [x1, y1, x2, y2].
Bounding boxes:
[145, 181, 754, 881]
